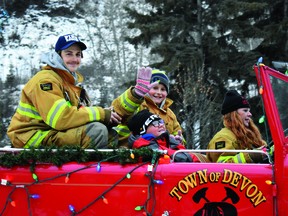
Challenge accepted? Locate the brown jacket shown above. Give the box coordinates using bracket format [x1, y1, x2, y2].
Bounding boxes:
[112, 87, 182, 147]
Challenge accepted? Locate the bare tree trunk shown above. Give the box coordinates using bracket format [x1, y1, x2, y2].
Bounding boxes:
[284, 0, 288, 53]
[197, 0, 203, 56]
[174, 60, 219, 149]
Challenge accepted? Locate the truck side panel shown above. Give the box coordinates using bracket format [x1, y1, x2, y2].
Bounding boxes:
[0, 162, 273, 216]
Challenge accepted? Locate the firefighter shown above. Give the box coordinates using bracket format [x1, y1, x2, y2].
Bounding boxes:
[112, 67, 184, 148]
[7, 34, 121, 149]
[207, 90, 268, 163]
[127, 109, 207, 162]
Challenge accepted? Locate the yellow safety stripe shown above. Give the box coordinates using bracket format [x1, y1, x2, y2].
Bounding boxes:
[217, 152, 246, 163]
[114, 106, 139, 137]
[114, 125, 131, 136]
[120, 91, 139, 113]
[85, 107, 101, 121]
[46, 99, 67, 128]
[152, 69, 166, 74]
[236, 152, 246, 163]
[24, 130, 50, 148]
[17, 101, 42, 120]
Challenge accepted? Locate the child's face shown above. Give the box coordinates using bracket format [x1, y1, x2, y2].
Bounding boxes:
[148, 83, 168, 105]
[146, 119, 166, 136]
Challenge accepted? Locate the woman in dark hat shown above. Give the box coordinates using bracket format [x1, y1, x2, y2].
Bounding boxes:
[7, 34, 121, 149]
[206, 90, 268, 163]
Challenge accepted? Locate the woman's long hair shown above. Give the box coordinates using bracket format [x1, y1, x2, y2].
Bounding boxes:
[223, 111, 266, 149]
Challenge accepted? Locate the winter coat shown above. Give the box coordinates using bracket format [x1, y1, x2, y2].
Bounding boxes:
[128, 131, 194, 162]
[112, 87, 182, 147]
[207, 127, 254, 163]
[7, 51, 111, 148]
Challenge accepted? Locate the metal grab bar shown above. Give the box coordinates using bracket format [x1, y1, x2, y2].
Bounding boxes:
[172, 149, 272, 164]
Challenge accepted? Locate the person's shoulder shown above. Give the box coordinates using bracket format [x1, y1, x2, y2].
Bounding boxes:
[212, 127, 236, 141]
[26, 69, 61, 85]
[220, 127, 234, 135]
[165, 97, 173, 105]
[165, 106, 178, 121]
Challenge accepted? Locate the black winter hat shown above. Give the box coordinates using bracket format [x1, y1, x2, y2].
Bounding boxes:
[127, 109, 161, 135]
[221, 90, 250, 115]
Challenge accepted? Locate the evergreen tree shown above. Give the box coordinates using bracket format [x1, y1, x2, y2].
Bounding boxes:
[124, 0, 284, 147]
[5, 68, 17, 89]
[254, 0, 288, 63]
[76, 0, 154, 103]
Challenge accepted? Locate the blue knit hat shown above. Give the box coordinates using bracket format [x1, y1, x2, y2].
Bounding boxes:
[55, 34, 87, 52]
[151, 69, 170, 93]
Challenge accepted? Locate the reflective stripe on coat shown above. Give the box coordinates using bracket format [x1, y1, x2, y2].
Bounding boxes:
[7, 66, 110, 148]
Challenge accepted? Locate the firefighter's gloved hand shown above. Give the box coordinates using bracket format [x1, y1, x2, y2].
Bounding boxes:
[174, 152, 192, 162]
[134, 67, 159, 97]
[249, 151, 269, 163]
[170, 130, 183, 143]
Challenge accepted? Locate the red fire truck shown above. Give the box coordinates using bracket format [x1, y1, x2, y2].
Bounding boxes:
[0, 59, 287, 216]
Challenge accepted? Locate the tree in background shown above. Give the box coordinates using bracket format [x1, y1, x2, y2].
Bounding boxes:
[0, 0, 159, 145]
[124, 0, 287, 148]
[0, 70, 22, 145]
[75, 0, 156, 104]
[173, 61, 222, 149]
[0, 6, 9, 40]
[254, 0, 288, 62]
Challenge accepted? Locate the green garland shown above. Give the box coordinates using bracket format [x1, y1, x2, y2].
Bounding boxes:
[0, 146, 160, 216]
[0, 146, 157, 171]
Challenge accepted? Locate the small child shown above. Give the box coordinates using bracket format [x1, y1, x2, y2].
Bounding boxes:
[127, 109, 208, 162]
[112, 67, 184, 148]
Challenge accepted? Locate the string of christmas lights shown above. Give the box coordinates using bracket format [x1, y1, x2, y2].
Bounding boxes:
[0, 147, 165, 215]
[72, 161, 150, 215]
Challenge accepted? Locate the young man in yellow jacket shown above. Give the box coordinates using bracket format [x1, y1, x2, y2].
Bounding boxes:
[7, 34, 121, 149]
